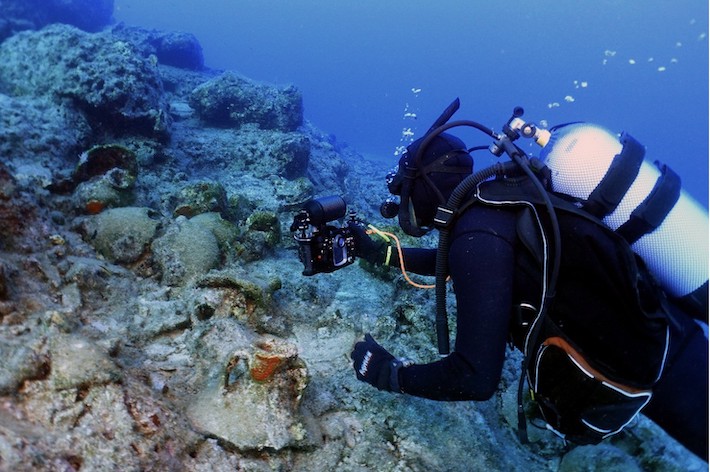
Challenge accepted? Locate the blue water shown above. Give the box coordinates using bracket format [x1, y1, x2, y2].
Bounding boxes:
[114, 0, 709, 206]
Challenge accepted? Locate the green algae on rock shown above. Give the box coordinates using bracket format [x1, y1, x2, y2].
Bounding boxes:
[172, 181, 229, 219]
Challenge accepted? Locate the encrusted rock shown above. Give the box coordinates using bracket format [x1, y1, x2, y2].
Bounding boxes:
[48, 333, 122, 391]
[0, 161, 17, 201]
[189, 72, 303, 132]
[187, 336, 309, 451]
[0, 195, 39, 251]
[0, 95, 91, 186]
[173, 181, 229, 218]
[229, 130, 310, 180]
[0, 25, 171, 140]
[175, 126, 311, 181]
[239, 210, 281, 262]
[0, 333, 49, 394]
[63, 256, 130, 296]
[559, 444, 642, 472]
[111, 25, 204, 70]
[151, 216, 221, 286]
[82, 207, 160, 263]
[154, 30, 204, 70]
[135, 297, 191, 338]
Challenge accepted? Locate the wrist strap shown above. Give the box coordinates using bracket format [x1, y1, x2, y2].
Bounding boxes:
[389, 358, 414, 392]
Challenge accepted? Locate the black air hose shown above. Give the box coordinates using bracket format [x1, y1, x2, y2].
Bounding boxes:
[434, 160, 519, 355]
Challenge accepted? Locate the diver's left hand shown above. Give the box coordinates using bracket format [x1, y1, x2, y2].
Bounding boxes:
[350, 334, 396, 391]
[348, 221, 388, 265]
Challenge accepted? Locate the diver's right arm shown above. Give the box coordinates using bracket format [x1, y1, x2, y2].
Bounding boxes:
[393, 206, 518, 401]
[388, 248, 437, 276]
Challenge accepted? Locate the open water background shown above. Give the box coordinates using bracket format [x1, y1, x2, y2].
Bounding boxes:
[114, 0, 709, 205]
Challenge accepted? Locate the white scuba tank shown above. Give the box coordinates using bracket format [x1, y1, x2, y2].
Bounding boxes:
[538, 123, 708, 303]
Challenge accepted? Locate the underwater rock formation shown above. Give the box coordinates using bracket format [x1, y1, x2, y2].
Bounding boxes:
[187, 336, 310, 451]
[0, 94, 90, 168]
[69, 144, 139, 213]
[81, 207, 160, 263]
[111, 24, 204, 71]
[189, 71, 303, 132]
[151, 215, 221, 286]
[0, 24, 171, 140]
[0, 6, 704, 472]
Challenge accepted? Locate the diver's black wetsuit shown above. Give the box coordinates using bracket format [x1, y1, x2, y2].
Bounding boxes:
[395, 204, 709, 459]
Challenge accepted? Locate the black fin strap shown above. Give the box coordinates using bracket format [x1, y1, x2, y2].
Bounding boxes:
[615, 162, 681, 245]
[583, 132, 644, 219]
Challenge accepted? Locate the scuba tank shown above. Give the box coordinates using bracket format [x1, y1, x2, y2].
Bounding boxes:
[539, 123, 708, 317]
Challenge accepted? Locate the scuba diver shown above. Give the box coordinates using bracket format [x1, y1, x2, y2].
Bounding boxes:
[345, 99, 709, 460]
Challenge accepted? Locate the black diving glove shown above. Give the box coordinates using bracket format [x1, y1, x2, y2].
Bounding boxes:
[351, 334, 408, 392]
[348, 221, 390, 266]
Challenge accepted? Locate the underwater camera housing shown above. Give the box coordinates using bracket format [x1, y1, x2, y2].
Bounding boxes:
[290, 195, 358, 276]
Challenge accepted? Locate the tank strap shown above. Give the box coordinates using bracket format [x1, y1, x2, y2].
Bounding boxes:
[615, 161, 681, 245]
[672, 280, 709, 323]
[583, 132, 645, 219]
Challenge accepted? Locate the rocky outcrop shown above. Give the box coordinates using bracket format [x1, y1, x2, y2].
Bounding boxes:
[111, 24, 205, 71]
[189, 71, 303, 132]
[0, 24, 171, 140]
[0, 94, 90, 166]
